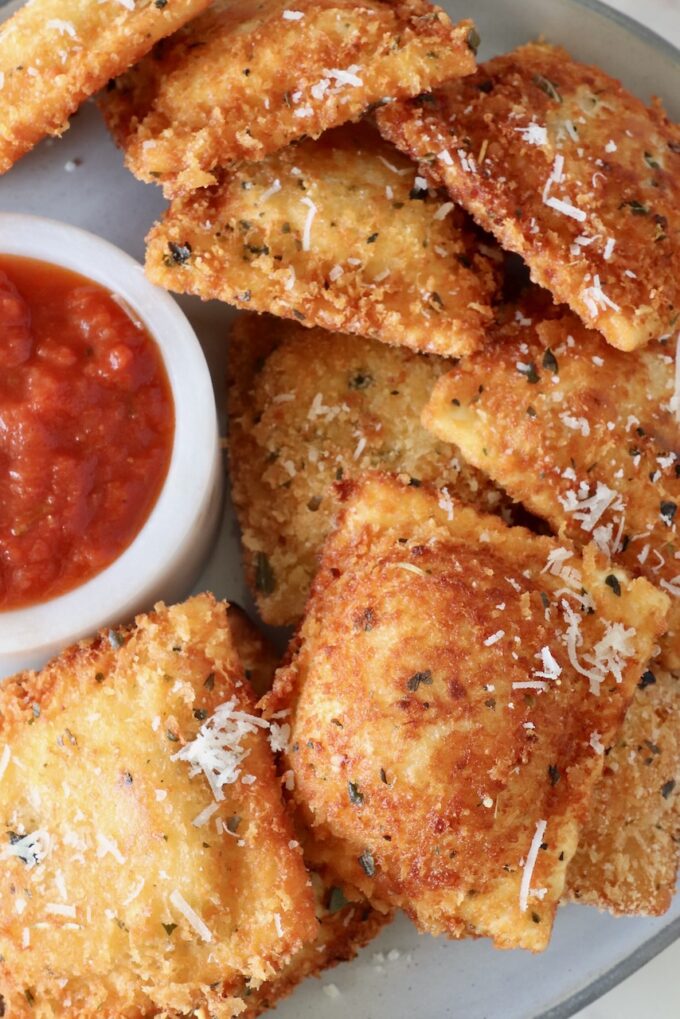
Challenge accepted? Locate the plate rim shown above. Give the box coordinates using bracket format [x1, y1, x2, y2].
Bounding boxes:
[571, 0, 679, 64]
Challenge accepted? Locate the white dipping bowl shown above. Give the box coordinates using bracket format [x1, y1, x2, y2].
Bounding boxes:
[0, 214, 223, 679]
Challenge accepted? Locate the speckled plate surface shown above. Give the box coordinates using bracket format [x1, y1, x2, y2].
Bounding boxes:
[0, 0, 678, 1015]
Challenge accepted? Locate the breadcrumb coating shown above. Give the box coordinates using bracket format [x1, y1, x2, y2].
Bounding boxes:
[0, 595, 316, 1018]
[264, 474, 668, 951]
[377, 41, 680, 350]
[566, 665, 679, 916]
[102, 0, 478, 196]
[145, 122, 498, 355]
[422, 289, 680, 669]
[227, 313, 511, 626]
[0, 0, 212, 174]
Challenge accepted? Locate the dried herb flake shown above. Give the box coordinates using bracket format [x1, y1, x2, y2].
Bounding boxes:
[255, 551, 276, 594]
[348, 781, 364, 806]
[358, 850, 375, 877]
[407, 669, 433, 692]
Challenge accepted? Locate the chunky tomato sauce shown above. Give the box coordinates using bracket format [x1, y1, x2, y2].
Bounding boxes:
[0, 255, 174, 610]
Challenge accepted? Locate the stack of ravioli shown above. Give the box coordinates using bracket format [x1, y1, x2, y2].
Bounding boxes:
[0, 1, 679, 1016]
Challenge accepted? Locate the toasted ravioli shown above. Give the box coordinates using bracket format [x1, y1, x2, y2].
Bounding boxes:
[264, 475, 668, 951]
[145, 123, 497, 355]
[245, 871, 392, 1017]
[0, 595, 316, 1019]
[101, 0, 477, 197]
[566, 666, 679, 916]
[227, 604, 280, 698]
[422, 291, 680, 669]
[227, 314, 510, 626]
[377, 41, 680, 351]
[0, 0, 211, 174]
[218, 605, 391, 1015]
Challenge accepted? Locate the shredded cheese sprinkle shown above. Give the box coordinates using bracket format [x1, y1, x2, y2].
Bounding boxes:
[300, 196, 317, 252]
[519, 819, 547, 912]
[171, 699, 268, 802]
[45, 903, 76, 918]
[169, 889, 213, 943]
[192, 802, 220, 828]
[484, 630, 505, 646]
[0, 745, 11, 784]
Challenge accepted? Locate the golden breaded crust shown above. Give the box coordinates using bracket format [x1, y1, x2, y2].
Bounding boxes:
[227, 313, 511, 626]
[244, 872, 392, 1017]
[0, 595, 316, 1019]
[225, 604, 391, 1015]
[566, 666, 679, 916]
[226, 604, 280, 699]
[377, 41, 680, 351]
[101, 0, 478, 196]
[0, 0, 211, 174]
[145, 122, 498, 355]
[264, 474, 668, 951]
[422, 289, 680, 669]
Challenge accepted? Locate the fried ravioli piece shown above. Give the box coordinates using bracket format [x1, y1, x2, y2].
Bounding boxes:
[566, 666, 680, 916]
[225, 606, 391, 1016]
[377, 41, 680, 351]
[227, 314, 510, 626]
[0, 0, 212, 174]
[145, 122, 497, 355]
[101, 0, 478, 197]
[422, 290, 680, 669]
[264, 474, 668, 951]
[0, 595, 316, 1019]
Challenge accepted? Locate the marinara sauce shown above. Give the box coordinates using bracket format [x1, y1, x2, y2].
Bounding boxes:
[0, 255, 174, 610]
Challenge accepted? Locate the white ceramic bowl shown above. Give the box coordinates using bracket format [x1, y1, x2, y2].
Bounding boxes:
[0, 214, 223, 679]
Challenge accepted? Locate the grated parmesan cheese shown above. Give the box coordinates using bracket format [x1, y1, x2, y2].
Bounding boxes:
[519, 819, 547, 912]
[268, 721, 291, 754]
[171, 699, 268, 802]
[484, 630, 505, 646]
[533, 646, 562, 681]
[169, 889, 213, 942]
[560, 413, 590, 437]
[603, 237, 616, 261]
[300, 196, 317, 251]
[2, 829, 51, 869]
[45, 903, 76, 918]
[259, 178, 281, 203]
[438, 486, 454, 520]
[192, 802, 220, 828]
[516, 121, 547, 146]
[558, 480, 624, 533]
[0, 745, 11, 783]
[282, 9, 304, 19]
[589, 731, 605, 754]
[581, 274, 621, 317]
[433, 201, 454, 221]
[96, 833, 126, 864]
[324, 65, 363, 88]
[46, 19, 77, 37]
[561, 601, 635, 694]
[122, 877, 146, 905]
[545, 196, 586, 222]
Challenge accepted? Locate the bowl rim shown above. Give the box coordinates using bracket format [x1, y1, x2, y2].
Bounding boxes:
[0, 212, 220, 659]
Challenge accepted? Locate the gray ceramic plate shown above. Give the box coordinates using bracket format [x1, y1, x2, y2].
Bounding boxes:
[0, 0, 678, 1015]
